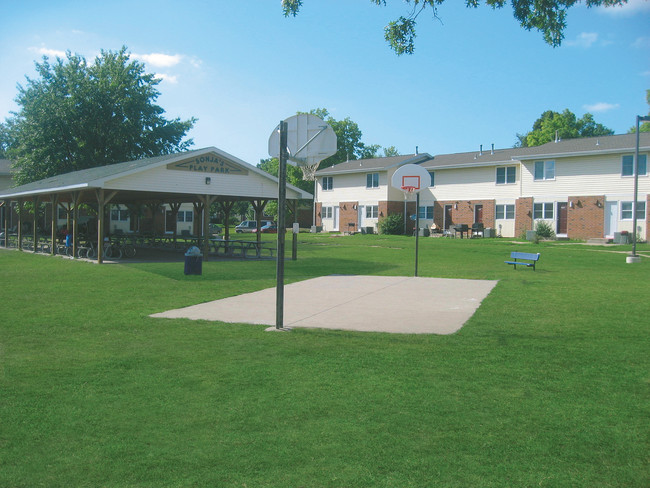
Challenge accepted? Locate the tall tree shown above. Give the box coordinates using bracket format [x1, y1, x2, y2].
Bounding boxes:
[5, 47, 196, 185]
[283, 0, 628, 55]
[516, 109, 614, 147]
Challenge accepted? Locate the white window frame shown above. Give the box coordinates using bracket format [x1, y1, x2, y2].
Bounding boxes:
[110, 207, 129, 222]
[533, 202, 554, 220]
[620, 201, 646, 220]
[428, 171, 435, 187]
[365, 205, 379, 219]
[322, 176, 333, 191]
[534, 160, 555, 181]
[495, 204, 515, 220]
[496, 166, 516, 185]
[366, 173, 379, 189]
[321, 206, 333, 219]
[622, 154, 647, 177]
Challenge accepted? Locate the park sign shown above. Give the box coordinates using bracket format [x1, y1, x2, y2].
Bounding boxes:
[167, 154, 248, 175]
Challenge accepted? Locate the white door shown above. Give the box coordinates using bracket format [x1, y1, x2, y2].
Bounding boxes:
[604, 201, 618, 238]
[333, 206, 339, 232]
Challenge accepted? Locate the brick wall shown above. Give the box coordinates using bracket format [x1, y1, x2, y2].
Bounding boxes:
[568, 195, 605, 240]
[515, 197, 533, 237]
[339, 201, 359, 233]
[315, 202, 322, 227]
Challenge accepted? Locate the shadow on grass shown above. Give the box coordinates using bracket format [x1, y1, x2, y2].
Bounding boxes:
[124, 256, 401, 282]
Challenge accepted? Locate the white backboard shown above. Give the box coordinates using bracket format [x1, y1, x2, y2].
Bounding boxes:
[391, 164, 432, 195]
[268, 114, 337, 167]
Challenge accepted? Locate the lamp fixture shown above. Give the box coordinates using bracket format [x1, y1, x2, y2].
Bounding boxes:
[205, 177, 211, 185]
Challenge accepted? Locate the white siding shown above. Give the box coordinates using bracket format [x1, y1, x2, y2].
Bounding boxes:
[423, 165, 521, 201]
[522, 152, 650, 198]
[318, 172, 389, 203]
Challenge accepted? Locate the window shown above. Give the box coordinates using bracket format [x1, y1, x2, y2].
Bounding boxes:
[321, 206, 333, 219]
[621, 201, 646, 220]
[533, 202, 554, 220]
[429, 171, 435, 187]
[418, 206, 434, 219]
[57, 207, 67, 219]
[322, 176, 333, 191]
[534, 160, 555, 180]
[496, 166, 516, 184]
[495, 204, 515, 220]
[177, 211, 193, 222]
[110, 208, 129, 221]
[365, 205, 379, 218]
[366, 173, 379, 188]
[622, 154, 647, 177]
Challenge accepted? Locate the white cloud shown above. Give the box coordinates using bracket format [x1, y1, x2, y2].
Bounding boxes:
[154, 73, 178, 84]
[132, 52, 183, 68]
[583, 102, 620, 113]
[29, 46, 66, 58]
[599, 0, 650, 16]
[565, 32, 598, 48]
[631, 36, 650, 48]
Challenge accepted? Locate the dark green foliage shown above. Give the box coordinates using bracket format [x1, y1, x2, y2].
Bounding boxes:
[378, 213, 404, 234]
[535, 220, 556, 239]
[516, 109, 614, 147]
[5, 47, 196, 185]
[283, 0, 628, 54]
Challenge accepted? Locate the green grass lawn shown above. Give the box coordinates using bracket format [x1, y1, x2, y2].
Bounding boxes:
[1, 235, 648, 487]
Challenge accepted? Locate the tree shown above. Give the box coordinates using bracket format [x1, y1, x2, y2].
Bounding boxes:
[516, 109, 614, 147]
[4, 47, 196, 185]
[282, 0, 628, 55]
[0, 123, 10, 159]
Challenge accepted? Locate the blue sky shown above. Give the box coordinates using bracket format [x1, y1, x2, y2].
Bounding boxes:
[1, 0, 649, 164]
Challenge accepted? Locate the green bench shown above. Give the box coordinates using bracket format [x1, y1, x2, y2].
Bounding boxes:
[505, 251, 540, 271]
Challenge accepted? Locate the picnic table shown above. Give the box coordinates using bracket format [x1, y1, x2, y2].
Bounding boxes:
[209, 238, 275, 259]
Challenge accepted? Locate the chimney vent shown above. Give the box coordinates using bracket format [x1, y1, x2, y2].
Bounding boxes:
[479, 144, 483, 156]
[491, 143, 494, 155]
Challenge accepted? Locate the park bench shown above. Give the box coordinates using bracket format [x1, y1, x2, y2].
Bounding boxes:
[505, 251, 540, 271]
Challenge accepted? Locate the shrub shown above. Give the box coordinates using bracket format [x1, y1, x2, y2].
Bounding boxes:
[378, 213, 404, 235]
[535, 220, 556, 239]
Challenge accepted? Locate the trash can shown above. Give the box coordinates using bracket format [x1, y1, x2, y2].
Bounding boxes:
[184, 246, 203, 275]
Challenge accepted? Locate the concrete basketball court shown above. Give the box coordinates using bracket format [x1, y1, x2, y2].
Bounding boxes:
[151, 275, 498, 334]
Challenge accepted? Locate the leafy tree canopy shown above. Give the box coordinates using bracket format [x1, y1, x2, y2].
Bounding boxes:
[282, 0, 628, 55]
[516, 109, 614, 147]
[5, 46, 196, 185]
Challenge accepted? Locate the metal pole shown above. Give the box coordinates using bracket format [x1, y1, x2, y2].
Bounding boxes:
[632, 116, 650, 257]
[276, 121, 288, 329]
[632, 116, 640, 257]
[415, 192, 420, 277]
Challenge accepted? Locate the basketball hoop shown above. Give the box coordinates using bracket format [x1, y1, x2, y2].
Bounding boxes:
[401, 186, 416, 199]
[299, 162, 321, 181]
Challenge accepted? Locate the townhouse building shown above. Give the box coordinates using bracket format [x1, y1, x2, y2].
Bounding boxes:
[314, 133, 650, 240]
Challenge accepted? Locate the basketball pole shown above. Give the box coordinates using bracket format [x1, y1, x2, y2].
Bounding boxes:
[276, 120, 288, 329]
[415, 192, 420, 277]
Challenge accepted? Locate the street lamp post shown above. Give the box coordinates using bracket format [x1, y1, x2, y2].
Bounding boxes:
[631, 115, 650, 261]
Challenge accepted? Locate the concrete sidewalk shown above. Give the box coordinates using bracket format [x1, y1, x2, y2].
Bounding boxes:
[151, 275, 498, 334]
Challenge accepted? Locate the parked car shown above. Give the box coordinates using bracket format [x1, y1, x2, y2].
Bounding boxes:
[235, 220, 273, 233]
[256, 222, 278, 233]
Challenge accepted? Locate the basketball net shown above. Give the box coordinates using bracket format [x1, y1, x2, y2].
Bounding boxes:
[299, 162, 321, 181]
[401, 186, 416, 200]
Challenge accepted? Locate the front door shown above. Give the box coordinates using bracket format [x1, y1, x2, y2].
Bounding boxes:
[604, 201, 618, 238]
[557, 202, 568, 235]
[474, 204, 483, 224]
[444, 204, 453, 230]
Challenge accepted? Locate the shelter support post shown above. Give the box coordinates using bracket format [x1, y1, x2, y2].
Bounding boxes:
[251, 199, 269, 246]
[197, 195, 217, 260]
[72, 192, 82, 259]
[32, 196, 39, 253]
[0, 200, 6, 248]
[167, 202, 182, 245]
[96, 189, 117, 263]
[17, 200, 23, 251]
[50, 195, 58, 255]
[219, 200, 235, 242]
